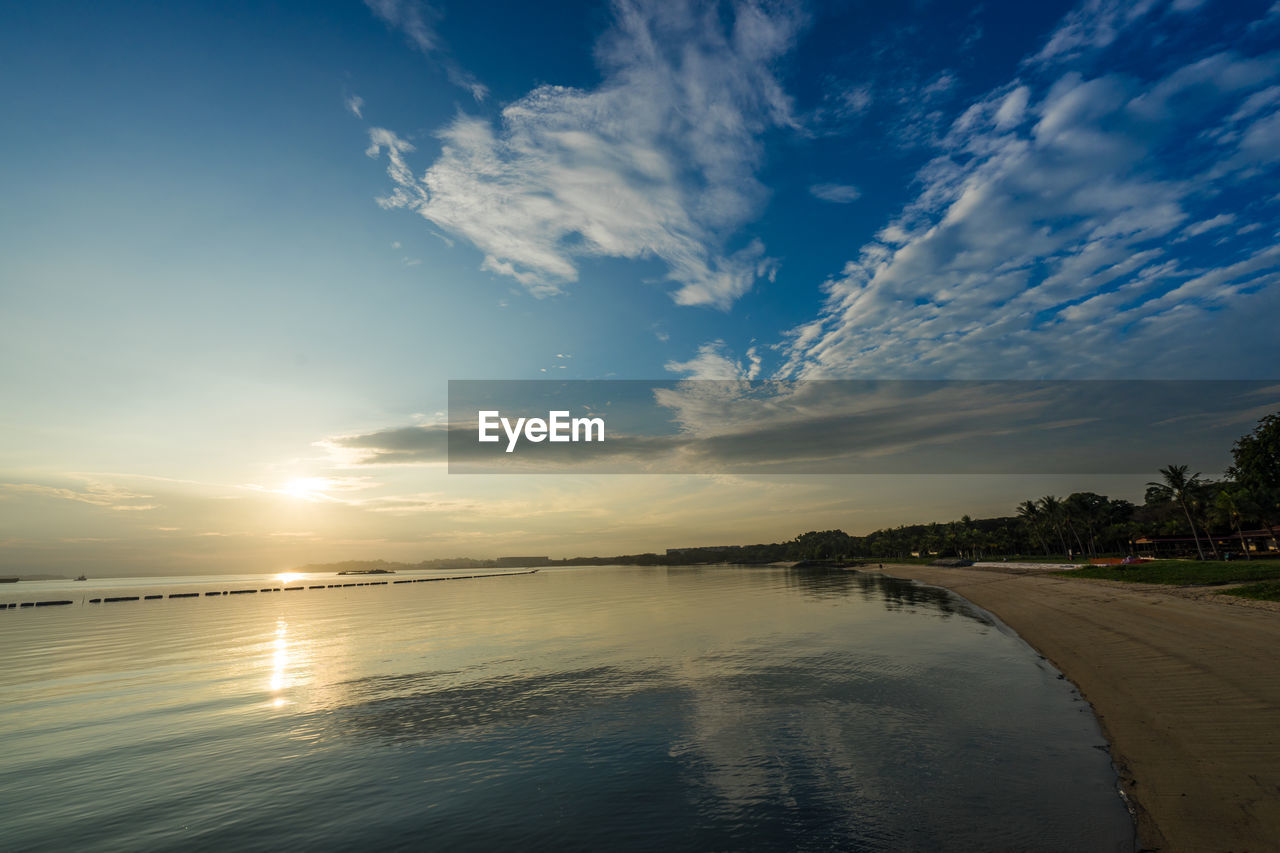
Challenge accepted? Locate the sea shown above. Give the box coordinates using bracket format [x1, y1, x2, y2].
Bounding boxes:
[0, 565, 1135, 852]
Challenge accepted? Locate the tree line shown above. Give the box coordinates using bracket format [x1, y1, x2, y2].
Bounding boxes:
[599, 409, 1280, 564]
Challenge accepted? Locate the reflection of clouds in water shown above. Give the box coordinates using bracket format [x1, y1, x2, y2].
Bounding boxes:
[670, 649, 945, 846]
[670, 644, 1051, 849]
[321, 666, 670, 744]
[784, 569, 992, 625]
[662, 576, 1011, 848]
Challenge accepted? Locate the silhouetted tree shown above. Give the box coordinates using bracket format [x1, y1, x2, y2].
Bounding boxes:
[1148, 465, 1208, 560]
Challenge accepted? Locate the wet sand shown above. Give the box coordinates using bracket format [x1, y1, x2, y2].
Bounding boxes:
[877, 563, 1280, 853]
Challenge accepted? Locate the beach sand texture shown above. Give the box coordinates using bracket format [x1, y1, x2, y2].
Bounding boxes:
[878, 564, 1280, 853]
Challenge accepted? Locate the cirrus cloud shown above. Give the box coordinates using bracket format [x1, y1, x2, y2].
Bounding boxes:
[366, 0, 802, 309]
[772, 38, 1280, 380]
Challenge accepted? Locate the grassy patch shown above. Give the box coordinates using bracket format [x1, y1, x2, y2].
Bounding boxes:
[1220, 580, 1280, 601]
[1059, 559, 1280, 585]
[970, 555, 1090, 564]
[871, 556, 1086, 565]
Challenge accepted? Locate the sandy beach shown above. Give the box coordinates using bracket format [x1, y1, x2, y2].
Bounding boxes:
[877, 563, 1280, 853]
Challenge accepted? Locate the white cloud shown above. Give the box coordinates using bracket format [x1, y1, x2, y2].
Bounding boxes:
[768, 40, 1280, 380]
[365, 0, 438, 52]
[1030, 0, 1160, 66]
[809, 183, 861, 203]
[1, 479, 157, 511]
[837, 84, 872, 115]
[665, 340, 747, 380]
[345, 94, 365, 118]
[365, 0, 801, 309]
[804, 81, 874, 134]
[1237, 109, 1280, 164]
[444, 66, 488, 103]
[921, 70, 958, 98]
[1229, 85, 1280, 122]
[1183, 213, 1236, 237]
[364, 0, 488, 101]
[994, 85, 1030, 129]
[1128, 52, 1280, 123]
[366, 127, 428, 210]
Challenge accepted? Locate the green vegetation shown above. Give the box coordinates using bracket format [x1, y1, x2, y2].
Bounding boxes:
[1147, 465, 1213, 560]
[1061, 560, 1280, 585]
[1220, 581, 1280, 601]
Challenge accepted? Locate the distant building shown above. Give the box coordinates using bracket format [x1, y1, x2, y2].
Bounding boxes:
[1133, 530, 1278, 558]
[495, 556, 550, 567]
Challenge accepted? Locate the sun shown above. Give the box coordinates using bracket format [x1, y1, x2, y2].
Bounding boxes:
[275, 572, 303, 584]
[278, 477, 335, 501]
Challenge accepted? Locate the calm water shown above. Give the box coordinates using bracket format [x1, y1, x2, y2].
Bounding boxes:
[0, 566, 1134, 851]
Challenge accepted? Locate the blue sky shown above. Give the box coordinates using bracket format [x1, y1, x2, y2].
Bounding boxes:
[2, 0, 1278, 573]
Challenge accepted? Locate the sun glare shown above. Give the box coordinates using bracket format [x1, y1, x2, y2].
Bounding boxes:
[267, 618, 291, 708]
[276, 572, 303, 584]
[279, 477, 335, 501]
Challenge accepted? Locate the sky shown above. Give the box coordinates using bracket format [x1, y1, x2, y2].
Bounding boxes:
[2, 0, 1278, 574]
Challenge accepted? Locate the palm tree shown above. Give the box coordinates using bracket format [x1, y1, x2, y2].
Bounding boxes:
[1213, 488, 1251, 560]
[1017, 500, 1049, 555]
[1148, 465, 1207, 560]
[1059, 496, 1089, 557]
[1065, 492, 1108, 557]
[1037, 495, 1070, 557]
[959, 515, 976, 560]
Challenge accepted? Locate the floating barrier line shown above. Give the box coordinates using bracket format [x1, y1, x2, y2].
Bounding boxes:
[4, 569, 539, 609]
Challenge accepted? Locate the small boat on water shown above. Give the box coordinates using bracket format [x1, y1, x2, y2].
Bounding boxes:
[74, 575, 88, 581]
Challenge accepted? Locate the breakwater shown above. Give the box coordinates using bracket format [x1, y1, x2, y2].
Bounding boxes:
[0, 569, 540, 609]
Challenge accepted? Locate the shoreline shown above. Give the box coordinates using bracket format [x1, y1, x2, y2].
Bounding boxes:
[875, 563, 1280, 852]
